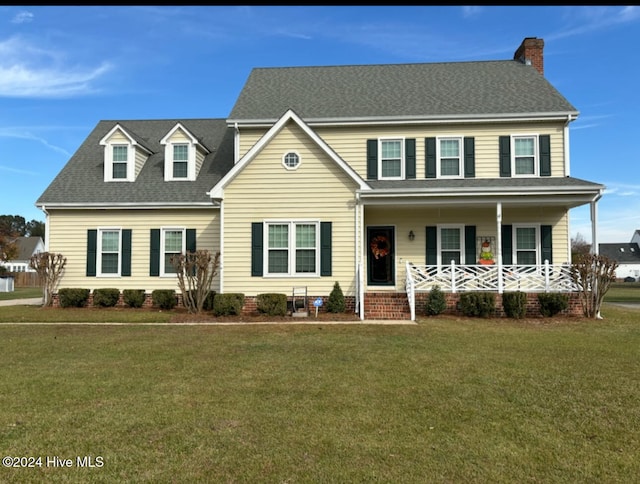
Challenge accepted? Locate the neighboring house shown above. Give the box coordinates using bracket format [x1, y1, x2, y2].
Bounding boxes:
[0, 236, 44, 273]
[599, 230, 640, 281]
[36, 37, 605, 319]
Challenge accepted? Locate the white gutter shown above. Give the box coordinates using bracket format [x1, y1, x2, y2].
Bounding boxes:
[564, 114, 575, 176]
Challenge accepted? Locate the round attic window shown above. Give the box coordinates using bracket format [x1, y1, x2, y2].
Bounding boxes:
[283, 152, 300, 170]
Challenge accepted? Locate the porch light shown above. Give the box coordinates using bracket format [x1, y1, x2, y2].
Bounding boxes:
[408, 230, 415, 241]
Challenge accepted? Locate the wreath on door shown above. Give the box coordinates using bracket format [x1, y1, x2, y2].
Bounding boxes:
[370, 235, 390, 259]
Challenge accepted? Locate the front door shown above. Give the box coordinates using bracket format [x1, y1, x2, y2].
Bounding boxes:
[367, 226, 394, 285]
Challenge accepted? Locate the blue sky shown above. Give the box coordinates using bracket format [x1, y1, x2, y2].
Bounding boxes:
[1, 6, 638, 244]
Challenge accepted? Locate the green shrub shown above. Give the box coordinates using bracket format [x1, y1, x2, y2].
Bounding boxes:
[425, 285, 447, 316]
[123, 289, 146, 308]
[459, 292, 496, 318]
[58, 288, 90, 308]
[213, 293, 244, 316]
[502, 291, 527, 319]
[538, 293, 569, 317]
[326, 282, 346, 313]
[256, 293, 287, 316]
[151, 290, 177, 310]
[92, 288, 120, 308]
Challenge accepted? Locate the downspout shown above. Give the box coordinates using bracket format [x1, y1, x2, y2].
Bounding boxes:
[564, 114, 574, 177]
[219, 199, 224, 293]
[356, 192, 364, 320]
[234, 122, 239, 163]
[41, 205, 50, 252]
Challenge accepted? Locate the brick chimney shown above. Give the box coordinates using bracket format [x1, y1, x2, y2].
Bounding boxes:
[514, 37, 544, 75]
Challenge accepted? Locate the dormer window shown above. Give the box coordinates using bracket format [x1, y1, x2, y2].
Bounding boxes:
[100, 124, 152, 182]
[161, 123, 211, 182]
[112, 145, 129, 179]
[172, 144, 189, 178]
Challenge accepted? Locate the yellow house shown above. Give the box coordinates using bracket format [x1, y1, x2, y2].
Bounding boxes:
[36, 37, 604, 320]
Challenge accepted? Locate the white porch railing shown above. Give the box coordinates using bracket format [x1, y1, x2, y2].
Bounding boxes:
[405, 261, 578, 321]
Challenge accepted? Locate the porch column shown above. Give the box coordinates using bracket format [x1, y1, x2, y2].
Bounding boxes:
[496, 202, 503, 293]
[590, 200, 599, 255]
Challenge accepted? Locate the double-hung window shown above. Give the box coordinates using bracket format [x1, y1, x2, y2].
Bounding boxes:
[266, 221, 318, 276]
[111, 145, 128, 179]
[513, 136, 537, 176]
[172, 144, 189, 178]
[438, 137, 462, 177]
[514, 226, 538, 265]
[98, 229, 121, 276]
[161, 228, 185, 275]
[439, 226, 463, 265]
[379, 139, 403, 179]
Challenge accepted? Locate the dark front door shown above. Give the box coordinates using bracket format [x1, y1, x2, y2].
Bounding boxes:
[367, 226, 394, 285]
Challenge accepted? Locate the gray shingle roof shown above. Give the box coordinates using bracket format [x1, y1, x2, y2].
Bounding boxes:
[599, 243, 640, 264]
[366, 177, 603, 190]
[37, 119, 233, 206]
[228, 61, 578, 123]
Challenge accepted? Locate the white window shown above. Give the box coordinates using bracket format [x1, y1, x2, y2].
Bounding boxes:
[265, 221, 319, 276]
[282, 152, 301, 170]
[161, 228, 185, 276]
[438, 137, 463, 178]
[98, 228, 121, 276]
[104, 143, 133, 182]
[172, 144, 189, 178]
[379, 139, 404, 179]
[514, 225, 539, 265]
[512, 136, 538, 176]
[439, 225, 464, 265]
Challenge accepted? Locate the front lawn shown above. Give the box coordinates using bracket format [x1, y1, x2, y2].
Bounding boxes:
[0, 305, 638, 482]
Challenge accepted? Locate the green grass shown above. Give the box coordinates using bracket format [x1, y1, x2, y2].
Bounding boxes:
[604, 282, 640, 302]
[0, 306, 639, 482]
[0, 287, 42, 301]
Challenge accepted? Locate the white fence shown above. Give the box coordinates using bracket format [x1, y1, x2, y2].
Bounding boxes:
[405, 261, 578, 320]
[0, 276, 15, 292]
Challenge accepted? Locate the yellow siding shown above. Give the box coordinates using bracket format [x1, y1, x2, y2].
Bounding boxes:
[238, 121, 567, 179]
[223, 122, 358, 296]
[47, 209, 220, 293]
[134, 148, 147, 178]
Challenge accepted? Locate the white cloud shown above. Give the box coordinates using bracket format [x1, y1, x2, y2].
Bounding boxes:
[0, 36, 112, 98]
[11, 11, 34, 24]
[0, 128, 70, 157]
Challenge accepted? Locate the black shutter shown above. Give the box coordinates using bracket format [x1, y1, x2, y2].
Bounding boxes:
[539, 135, 551, 176]
[425, 137, 436, 178]
[86, 229, 97, 277]
[186, 229, 196, 252]
[366, 139, 378, 180]
[251, 222, 263, 277]
[464, 137, 475, 178]
[501, 225, 513, 265]
[465, 225, 476, 263]
[426, 226, 437, 264]
[541, 225, 553, 264]
[320, 222, 332, 276]
[405, 138, 416, 179]
[121, 229, 132, 277]
[499, 136, 511, 177]
[150, 229, 160, 277]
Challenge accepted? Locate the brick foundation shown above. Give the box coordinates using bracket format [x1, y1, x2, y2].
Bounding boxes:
[50, 290, 584, 320]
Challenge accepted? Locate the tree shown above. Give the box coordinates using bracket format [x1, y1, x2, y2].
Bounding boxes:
[571, 232, 592, 262]
[171, 249, 220, 314]
[29, 252, 67, 307]
[0, 233, 18, 263]
[327, 281, 346, 313]
[25, 220, 45, 240]
[570, 253, 618, 319]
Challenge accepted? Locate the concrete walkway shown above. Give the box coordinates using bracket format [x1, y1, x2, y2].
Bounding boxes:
[0, 297, 42, 306]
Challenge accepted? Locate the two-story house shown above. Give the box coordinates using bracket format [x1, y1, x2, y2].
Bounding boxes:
[36, 37, 605, 319]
